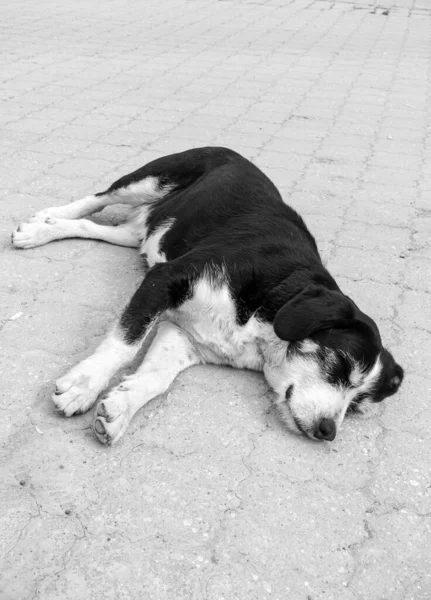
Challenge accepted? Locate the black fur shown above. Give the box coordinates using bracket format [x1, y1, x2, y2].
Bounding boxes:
[115, 147, 403, 404]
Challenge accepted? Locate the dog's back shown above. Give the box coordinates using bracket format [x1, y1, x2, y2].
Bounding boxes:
[121, 146, 318, 262]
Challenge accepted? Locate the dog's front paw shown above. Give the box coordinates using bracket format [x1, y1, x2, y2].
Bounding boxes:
[53, 362, 107, 417]
[93, 388, 130, 445]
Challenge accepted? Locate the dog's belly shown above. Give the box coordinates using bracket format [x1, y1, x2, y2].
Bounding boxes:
[165, 279, 264, 371]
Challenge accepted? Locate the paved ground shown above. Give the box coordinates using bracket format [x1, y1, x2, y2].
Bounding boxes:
[1, 0, 430, 598]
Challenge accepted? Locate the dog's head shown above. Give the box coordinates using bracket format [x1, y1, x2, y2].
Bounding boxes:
[264, 284, 403, 441]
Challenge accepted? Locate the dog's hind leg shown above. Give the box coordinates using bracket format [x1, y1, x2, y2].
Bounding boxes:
[12, 217, 140, 249]
[29, 145, 207, 224]
[15, 147, 221, 241]
[25, 159, 177, 227]
[93, 321, 201, 445]
[29, 194, 120, 222]
[41, 145, 216, 224]
[29, 174, 168, 223]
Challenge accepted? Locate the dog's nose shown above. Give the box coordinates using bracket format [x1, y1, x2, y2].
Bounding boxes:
[315, 418, 336, 441]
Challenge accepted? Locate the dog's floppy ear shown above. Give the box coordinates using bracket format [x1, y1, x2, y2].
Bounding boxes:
[373, 348, 404, 401]
[273, 285, 354, 341]
[348, 299, 382, 346]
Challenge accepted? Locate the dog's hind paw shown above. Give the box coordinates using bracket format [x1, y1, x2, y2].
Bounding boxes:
[30, 208, 64, 222]
[12, 219, 59, 249]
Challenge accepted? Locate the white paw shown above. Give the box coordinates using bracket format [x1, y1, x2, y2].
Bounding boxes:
[53, 362, 107, 417]
[30, 207, 65, 222]
[93, 387, 131, 445]
[12, 219, 58, 249]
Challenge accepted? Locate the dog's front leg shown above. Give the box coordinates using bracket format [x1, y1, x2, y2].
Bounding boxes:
[52, 323, 147, 417]
[93, 321, 201, 445]
[53, 259, 198, 419]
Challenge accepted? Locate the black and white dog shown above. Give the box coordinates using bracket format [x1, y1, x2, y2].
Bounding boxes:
[12, 147, 404, 445]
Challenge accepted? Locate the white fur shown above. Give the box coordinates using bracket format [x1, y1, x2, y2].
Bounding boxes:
[114, 176, 170, 205]
[299, 340, 319, 353]
[93, 321, 200, 445]
[264, 353, 345, 435]
[167, 274, 266, 371]
[141, 220, 175, 266]
[30, 195, 104, 221]
[52, 326, 143, 417]
[12, 217, 140, 249]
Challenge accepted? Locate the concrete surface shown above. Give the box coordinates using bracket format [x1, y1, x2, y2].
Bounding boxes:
[1, 0, 430, 598]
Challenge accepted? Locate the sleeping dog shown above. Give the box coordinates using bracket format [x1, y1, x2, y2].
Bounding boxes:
[12, 147, 404, 445]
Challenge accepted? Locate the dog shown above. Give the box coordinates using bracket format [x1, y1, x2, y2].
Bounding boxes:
[12, 147, 404, 445]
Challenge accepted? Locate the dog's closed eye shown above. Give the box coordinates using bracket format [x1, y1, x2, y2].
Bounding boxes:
[285, 385, 294, 401]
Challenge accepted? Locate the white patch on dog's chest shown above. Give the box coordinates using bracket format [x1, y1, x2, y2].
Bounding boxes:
[166, 277, 264, 371]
